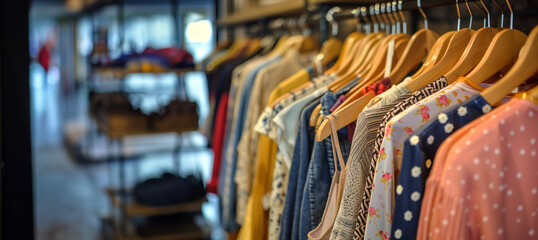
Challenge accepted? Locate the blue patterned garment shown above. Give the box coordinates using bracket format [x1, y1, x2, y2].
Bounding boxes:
[391, 95, 493, 240]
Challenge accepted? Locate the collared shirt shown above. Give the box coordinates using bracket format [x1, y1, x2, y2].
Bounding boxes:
[420, 98, 538, 240]
[391, 94, 492, 240]
[330, 82, 412, 240]
[354, 77, 449, 239]
[362, 79, 482, 240]
[268, 76, 336, 240]
[254, 74, 337, 141]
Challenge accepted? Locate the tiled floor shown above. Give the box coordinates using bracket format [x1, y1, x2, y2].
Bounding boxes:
[31, 65, 223, 239]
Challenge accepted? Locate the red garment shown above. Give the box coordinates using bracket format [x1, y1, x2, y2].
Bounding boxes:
[362, 78, 391, 95]
[207, 93, 229, 194]
[37, 45, 50, 72]
[349, 78, 392, 141]
[143, 47, 193, 66]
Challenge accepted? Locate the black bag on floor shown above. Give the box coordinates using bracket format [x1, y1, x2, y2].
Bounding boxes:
[133, 173, 205, 206]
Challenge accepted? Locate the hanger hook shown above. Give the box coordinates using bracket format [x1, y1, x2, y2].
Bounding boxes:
[298, 14, 311, 36]
[491, 0, 504, 28]
[289, 17, 299, 35]
[398, 0, 407, 34]
[464, 0, 473, 29]
[505, 0, 513, 29]
[374, 3, 384, 32]
[471, 1, 487, 28]
[352, 8, 363, 33]
[456, 0, 461, 30]
[391, 1, 401, 34]
[479, 0, 490, 27]
[360, 6, 371, 34]
[417, 0, 428, 30]
[326, 6, 341, 37]
[380, 3, 390, 34]
[370, 5, 380, 33]
[386, 2, 396, 34]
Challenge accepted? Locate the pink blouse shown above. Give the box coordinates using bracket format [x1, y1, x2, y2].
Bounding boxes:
[419, 98, 538, 239]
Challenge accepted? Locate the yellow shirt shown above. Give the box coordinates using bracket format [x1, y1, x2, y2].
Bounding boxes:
[268, 69, 311, 106]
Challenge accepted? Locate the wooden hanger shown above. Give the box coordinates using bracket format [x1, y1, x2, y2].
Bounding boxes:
[340, 34, 406, 98]
[465, 28, 527, 84]
[313, 37, 343, 74]
[386, 29, 439, 85]
[327, 34, 408, 115]
[308, 33, 383, 127]
[312, 4, 399, 127]
[268, 35, 306, 58]
[316, 91, 375, 141]
[299, 35, 318, 54]
[340, 10, 453, 106]
[327, 4, 388, 91]
[481, 26, 538, 105]
[409, 31, 455, 78]
[206, 38, 249, 72]
[406, 28, 474, 92]
[354, 3, 411, 85]
[443, 27, 498, 83]
[314, 7, 344, 75]
[328, 6, 372, 75]
[443, 0, 499, 83]
[333, 33, 366, 76]
[332, 33, 389, 91]
[356, 33, 409, 85]
[328, 33, 384, 90]
[245, 38, 262, 56]
[525, 84, 538, 105]
[369, 36, 410, 83]
[197, 39, 232, 70]
[316, 5, 409, 121]
[308, 33, 384, 127]
[327, 32, 365, 75]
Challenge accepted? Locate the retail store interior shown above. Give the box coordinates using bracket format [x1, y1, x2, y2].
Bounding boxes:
[1, 0, 538, 239]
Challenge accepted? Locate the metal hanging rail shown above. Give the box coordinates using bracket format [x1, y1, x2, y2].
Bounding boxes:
[329, 0, 481, 21]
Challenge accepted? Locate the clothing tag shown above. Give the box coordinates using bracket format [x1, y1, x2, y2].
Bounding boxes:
[384, 40, 395, 78]
[315, 55, 324, 77]
[262, 193, 271, 210]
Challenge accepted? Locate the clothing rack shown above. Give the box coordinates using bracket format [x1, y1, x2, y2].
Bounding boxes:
[218, 0, 538, 44]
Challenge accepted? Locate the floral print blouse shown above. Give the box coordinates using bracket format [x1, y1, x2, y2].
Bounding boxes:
[363, 80, 481, 240]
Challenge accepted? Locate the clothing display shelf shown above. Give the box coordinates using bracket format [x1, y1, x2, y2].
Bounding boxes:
[94, 67, 196, 80]
[96, 105, 204, 239]
[101, 208, 211, 240]
[106, 188, 207, 217]
[218, 1, 305, 26]
[94, 112, 199, 140]
[110, 230, 211, 240]
[79, 68, 198, 163]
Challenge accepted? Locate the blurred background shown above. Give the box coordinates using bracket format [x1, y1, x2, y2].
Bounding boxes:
[1, 0, 536, 239]
[28, 0, 218, 239]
